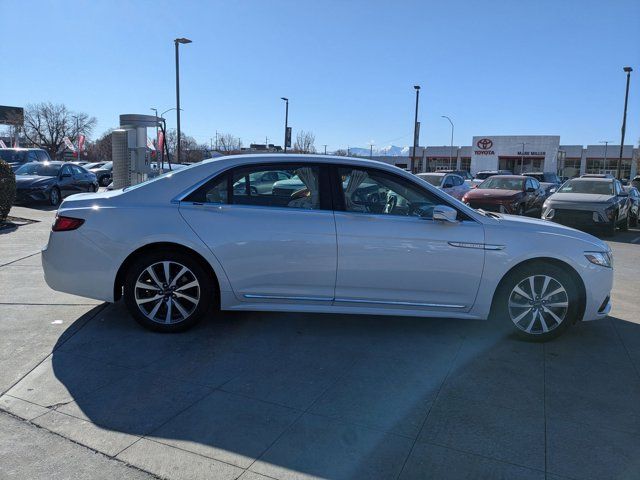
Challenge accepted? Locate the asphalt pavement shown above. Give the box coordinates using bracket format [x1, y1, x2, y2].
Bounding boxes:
[1, 205, 639, 480]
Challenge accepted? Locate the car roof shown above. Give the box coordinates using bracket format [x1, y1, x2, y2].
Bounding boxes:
[417, 172, 446, 176]
[484, 175, 525, 180]
[22, 160, 65, 166]
[0, 147, 45, 151]
[570, 176, 612, 182]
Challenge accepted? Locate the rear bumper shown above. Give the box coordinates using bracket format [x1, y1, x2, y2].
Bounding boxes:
[42, 229, 117, 302]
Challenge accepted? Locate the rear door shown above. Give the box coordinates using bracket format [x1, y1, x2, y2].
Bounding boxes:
[180, 162, 337, 303]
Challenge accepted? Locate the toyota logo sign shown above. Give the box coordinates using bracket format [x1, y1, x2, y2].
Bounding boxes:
[477, 138, 493, 150]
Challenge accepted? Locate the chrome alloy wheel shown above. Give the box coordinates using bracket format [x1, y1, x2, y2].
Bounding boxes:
[134, 261, 200, 324]
[508, 275, 569, 335]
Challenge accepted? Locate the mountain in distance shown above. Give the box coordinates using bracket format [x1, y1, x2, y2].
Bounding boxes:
[345, 145, 410, 156]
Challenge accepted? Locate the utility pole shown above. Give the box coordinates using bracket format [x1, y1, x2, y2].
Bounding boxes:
[323, 144, 327, 155]
[281, 97, 289, 153]
[617, 67, 633, 180]
[599, 140, 612, 172]
[174, 37, 192, 164]
[370, 144, 374, 159]
[441, 116, 454, 169]
[412, 85, 421, 173]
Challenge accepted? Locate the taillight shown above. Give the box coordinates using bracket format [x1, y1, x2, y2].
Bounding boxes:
[52, 216, 85, 232]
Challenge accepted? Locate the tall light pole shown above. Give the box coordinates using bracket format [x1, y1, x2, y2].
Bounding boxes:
[441, 115, 454, 169]
[174, 37, 192, 164]
[281, 97, 289, 153]
[150, 107, 159, 162]
[71, 115, 80, 160]
[518, 142, 530, 174]
[617, 67, 633, 180]
[599, 140, 612, 172]
[412, 85, 421, 172]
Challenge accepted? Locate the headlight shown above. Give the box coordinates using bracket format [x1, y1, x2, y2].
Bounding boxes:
[584, 251, 613, 268]
[35, 184, 50, 190]
[543, 201, 549, 209]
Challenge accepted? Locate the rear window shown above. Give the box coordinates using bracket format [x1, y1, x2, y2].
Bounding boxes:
[0, 150, 26, 163]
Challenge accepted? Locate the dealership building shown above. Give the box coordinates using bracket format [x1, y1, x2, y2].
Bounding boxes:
[380, 135, 638, 179]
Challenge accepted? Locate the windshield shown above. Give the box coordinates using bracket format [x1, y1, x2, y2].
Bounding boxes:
[417, 174, 443, 186]
[475, 172, 495, 180]
[558, 180, 614, 195]
[478, 177, 524, 190]
[15, 162, 60, 176]
[0, 150, 26, 163]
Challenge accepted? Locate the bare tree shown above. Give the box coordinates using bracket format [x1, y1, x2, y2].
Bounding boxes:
[85, 130, 113, 162]
[217, 133, 242, 153]
[22, 103, 96, 158]
[293, 131, 316, 153]
[333, 149, 348, 156]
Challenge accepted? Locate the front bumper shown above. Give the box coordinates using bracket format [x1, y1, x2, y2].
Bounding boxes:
[15, 188, 50, 203]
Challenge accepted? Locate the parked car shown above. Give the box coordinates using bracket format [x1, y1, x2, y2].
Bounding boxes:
[438, 169, 474, 181]
[0, 148, 52, 171]
[631, 175, 640, 189]
[42, 154, 613, 341]
[416, 172, 470, 200]
[542, 176, 630, 236]
[470, 170, 513, 188]
[522, 171, 563, 196]
[462, 175, 546, 216]
[83, 161, 109, 170]
[88, 161, 113, 186]
[14, 161, 98, 205]
[624, 186, 639, 227]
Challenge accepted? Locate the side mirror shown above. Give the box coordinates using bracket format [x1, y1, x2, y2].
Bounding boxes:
[433, 205, 458, 223]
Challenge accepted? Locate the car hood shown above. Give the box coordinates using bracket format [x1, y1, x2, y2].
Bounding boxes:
[465, 189, 521, 200]
[489, 213, 608, 250]
[15, 176, 56, 188]
[546, 192, 614, 203]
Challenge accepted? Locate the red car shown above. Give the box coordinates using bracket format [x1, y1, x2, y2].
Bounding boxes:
[462, 175, 546, 216]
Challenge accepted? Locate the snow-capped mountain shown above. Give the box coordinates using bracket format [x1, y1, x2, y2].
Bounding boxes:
[346, 145, 410, 157]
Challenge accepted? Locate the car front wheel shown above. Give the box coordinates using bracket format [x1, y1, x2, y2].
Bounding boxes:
[49, 187, 61, 206]
[123, 250, 214, 332]
[495, 263, 579, 341]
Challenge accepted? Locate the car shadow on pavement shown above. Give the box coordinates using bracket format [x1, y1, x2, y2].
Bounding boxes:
[28, 304, 640, 479]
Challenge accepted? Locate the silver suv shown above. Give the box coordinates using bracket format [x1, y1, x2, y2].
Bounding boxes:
[542, 176, 630, 236]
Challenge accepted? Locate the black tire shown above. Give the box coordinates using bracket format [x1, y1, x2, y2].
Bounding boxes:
[123, 250, 215, 332]
[493, 262, 580, 342]
[603, 214, 617, 237]
[631, 213, 638, 228]
[619, 212, 629, 232]
[99, 176, 111, 187]
[516, 204, 525, 216]
[49, 187, 61, 206]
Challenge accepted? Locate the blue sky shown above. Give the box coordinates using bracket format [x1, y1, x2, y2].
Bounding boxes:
[1, 0, 639, 150]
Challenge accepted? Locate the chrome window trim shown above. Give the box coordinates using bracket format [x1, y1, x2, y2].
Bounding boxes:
[243, 294, 333, 302]
[334, 298, 466, 309]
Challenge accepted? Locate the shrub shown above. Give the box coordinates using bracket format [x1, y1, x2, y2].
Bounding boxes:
[0, 159, 16, 222]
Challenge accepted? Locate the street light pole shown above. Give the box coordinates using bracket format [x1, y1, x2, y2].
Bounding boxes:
[412, 85, 420, 172]
[174, 37, 192, 164]
[599, 140, 612, 172]
[617, 67, 633, 180]
[441, 115, 454, 169]
[150, 107, 159, 162]
[281, 97, 289, 153]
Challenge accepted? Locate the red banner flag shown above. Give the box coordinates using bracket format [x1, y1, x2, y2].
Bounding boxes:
[157, 131, 164, 153]
[78, 134, 85, 152]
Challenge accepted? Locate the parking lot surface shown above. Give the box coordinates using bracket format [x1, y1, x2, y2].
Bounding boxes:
[1, 205, 640, 480]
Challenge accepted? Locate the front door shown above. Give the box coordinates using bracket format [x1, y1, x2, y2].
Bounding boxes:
[333, 166, 485, 311]
[180, 163, 337, 303]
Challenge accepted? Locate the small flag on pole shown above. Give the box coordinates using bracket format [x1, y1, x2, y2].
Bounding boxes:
[0, 140, 6, 148]
[63, 136, 76, 151]
[147, 138, 156, 151]
[77, 134, 85, 152]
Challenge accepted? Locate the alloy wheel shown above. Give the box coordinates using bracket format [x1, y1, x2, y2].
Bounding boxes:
[134, 261, 200, 324]
[508, 275, 569, 335]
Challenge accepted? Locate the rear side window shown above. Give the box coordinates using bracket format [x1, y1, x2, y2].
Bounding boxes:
[184, 164, 322, 210]
[232, 165, 320, 210]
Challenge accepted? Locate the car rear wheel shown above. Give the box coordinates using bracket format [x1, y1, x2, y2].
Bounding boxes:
[516, 204, 525, 216]
[123, 250, 214, 332]
[619, 212, 629, 232]
[99, 176, 111, 187]
[631, 213, 638, 227]
[49, 187, 61, 206]
[494, 263, 579, 341]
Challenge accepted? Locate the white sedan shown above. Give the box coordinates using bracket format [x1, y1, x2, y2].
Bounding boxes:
[42, 155, 613, 341]
[416, 172, 470, 200]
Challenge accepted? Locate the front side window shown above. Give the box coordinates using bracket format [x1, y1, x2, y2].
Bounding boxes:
[339, 167, 439, 218]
